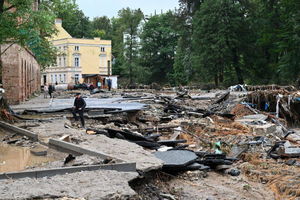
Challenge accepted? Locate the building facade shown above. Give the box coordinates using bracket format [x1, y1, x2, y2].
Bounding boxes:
[1, 44, 41, 105]
[0, 0, 41, 104]
[42, 19, 112, 85]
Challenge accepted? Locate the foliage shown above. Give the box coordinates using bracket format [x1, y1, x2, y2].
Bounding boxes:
[91, 16, 112, 40]
[2, 0, 300, 86]
[192, 0, 248, 86]
[277, 0, 300, 82]
[52, 0, 92, 38]
[111, 8, 144, 84]
[140, 11, 179, 85]
[0, 0, 58, 68]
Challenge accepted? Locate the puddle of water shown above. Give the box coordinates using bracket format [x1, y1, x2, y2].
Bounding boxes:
[0, 144, 57, 173]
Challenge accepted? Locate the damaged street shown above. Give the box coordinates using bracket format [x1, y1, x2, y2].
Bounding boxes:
[1, 0, 300, 199]
[0, 86, 299, 199]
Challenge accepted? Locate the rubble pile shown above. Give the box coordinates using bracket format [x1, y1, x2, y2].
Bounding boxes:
[247, 90, 300, 126]
[4, 87, 300, 199]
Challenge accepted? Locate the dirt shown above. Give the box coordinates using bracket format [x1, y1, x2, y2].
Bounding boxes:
[131, 171, 274, 200]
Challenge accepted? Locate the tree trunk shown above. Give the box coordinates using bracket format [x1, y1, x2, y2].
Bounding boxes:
[129, 39, 133, 85]
[0, 0, 4, 14]
[214, 74, 219, 87]
[233, 48, 244, 84]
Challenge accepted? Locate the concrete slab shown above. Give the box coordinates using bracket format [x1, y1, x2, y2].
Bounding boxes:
[0, 170, 138, 199]
[78, 134, 164, 172]
[154, 150, 198, 168]
[249, 123, 277, 135]
[240, 114, 268, 121]
[0, 163, 136, 180]
[12, 97, 147, 113]
[0, 121, 38, 141]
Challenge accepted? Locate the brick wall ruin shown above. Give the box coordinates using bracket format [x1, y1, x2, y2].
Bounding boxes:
[1, 44, 41, 105]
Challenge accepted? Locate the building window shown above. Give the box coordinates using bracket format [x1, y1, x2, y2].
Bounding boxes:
[64, 74, 66, 83]
[59, 74, 62, 83]
[51, 75, 53, 83]
[101, 47, 105, 52]
[63, 56, 66, 67]
[64, 46, 67, 50]
[58, 57, 62, 66]
[75, 46, 79, 51]
[55, 74, 57, 83]
[74, 57, 80, 67]
[75, 74, 79, 83]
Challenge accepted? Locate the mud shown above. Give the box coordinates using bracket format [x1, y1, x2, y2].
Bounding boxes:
[0, 143, 61, 173]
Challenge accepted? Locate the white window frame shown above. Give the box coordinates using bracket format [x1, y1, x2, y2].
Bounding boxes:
[75, 74, 79, 83]
[74, 57, 80, 67]
[75, 46, 80, 51]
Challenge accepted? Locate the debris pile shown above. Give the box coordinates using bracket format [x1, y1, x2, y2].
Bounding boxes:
[4, 87, 300, 199]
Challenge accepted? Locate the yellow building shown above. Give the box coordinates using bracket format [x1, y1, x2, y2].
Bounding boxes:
[42, 19, 112, 85]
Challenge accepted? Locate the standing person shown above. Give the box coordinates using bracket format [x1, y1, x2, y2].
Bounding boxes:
[43, 84, 48, 98]
[48, 84, 53, 98]
[72, 93, 86, 128]
[97, 80, 101, 89]
[107, 78, 112, 91]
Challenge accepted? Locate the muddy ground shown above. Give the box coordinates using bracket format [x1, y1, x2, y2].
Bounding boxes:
[0, 87, 299, 199]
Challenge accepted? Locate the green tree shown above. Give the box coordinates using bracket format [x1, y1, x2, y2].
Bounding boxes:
[52, 0, 92, 38]
[91, 16, 112, 40]
[140, 11, 179, 84]
[114, 8, 144, 84]
[277, 0, 300, 82]
[0, 0, 57, 68]
[192, 0, 248, 86]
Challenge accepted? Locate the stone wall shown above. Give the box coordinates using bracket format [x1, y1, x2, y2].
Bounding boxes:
[1, 44, 41, 105]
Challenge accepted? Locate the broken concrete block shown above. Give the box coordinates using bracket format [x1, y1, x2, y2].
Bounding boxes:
[286, 133, 300, 144]
[249, 123, 277, 135]
[242, 114, 268, 121]
[277, 141, 300, 157]
[154, 150, 198, 171]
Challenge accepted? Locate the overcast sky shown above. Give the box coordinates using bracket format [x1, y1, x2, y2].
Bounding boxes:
[76, 0, 179, 19]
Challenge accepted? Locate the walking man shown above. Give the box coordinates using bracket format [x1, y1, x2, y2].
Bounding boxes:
[107, 78, 112, 91]
[48, 84, 54, 98]
[72, 93, 86, 128]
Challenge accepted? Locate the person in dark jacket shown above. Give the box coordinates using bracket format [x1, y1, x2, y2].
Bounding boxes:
[107, 78, 112, 91]
[72, 93, 86, 128]
[48, 84, 54, 98]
